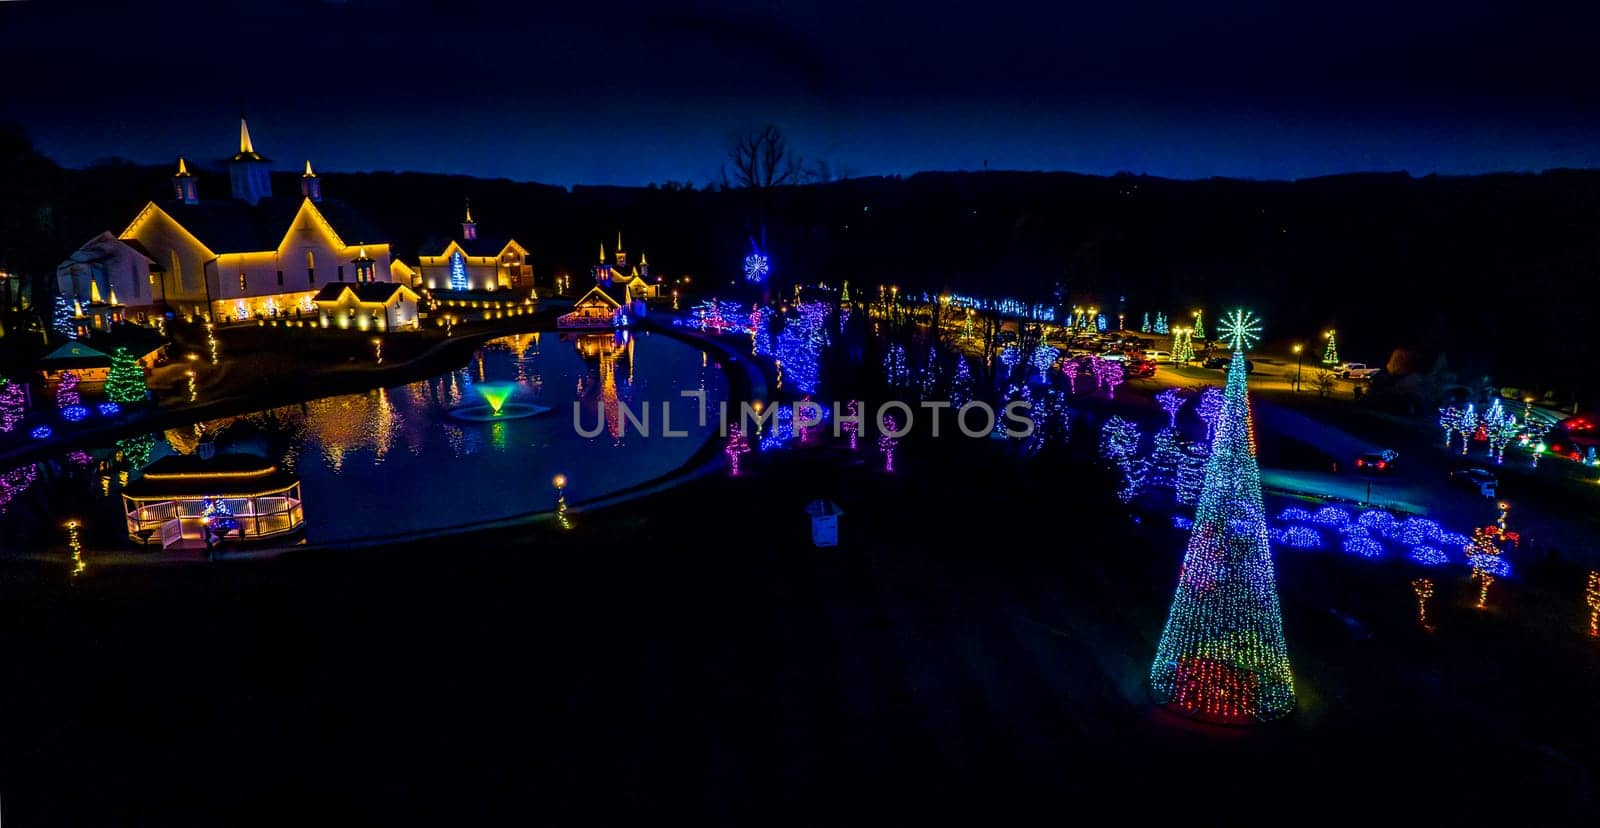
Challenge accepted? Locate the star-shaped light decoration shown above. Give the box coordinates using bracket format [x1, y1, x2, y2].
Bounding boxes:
[1219, 308, 1263, 352]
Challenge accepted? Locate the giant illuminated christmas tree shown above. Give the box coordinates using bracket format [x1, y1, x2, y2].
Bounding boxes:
[1150, 311, 1294, 723]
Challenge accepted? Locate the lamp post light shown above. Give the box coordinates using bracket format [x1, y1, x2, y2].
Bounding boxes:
[66, 519, 85, 577]
[1292, 343, 1304, 392]
[553, 474, 572, 530]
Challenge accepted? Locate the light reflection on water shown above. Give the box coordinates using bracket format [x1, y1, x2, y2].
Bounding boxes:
[0, 332, 725, 550]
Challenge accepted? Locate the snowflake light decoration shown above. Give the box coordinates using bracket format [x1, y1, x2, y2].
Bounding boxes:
[743, 252, 769, 284]
[1218, 308, 1263, 352]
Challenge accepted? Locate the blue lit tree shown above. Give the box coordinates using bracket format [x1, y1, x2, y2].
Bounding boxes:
[1141, 312, 1151, 334]
[53, 294, 76, 341]
[950, 356, 973, 410]
[1150, 340, 1294, 723]
[918, 346, 941, 399]
[1099, 415, 1143, 502]
[449, 250, 468, 291]
[750, 306, 773, 357]
[883, 344, 909, 388]
[1146, 426, 1184, 490]
[776, 312, 823, 394]
[1030, 344, 1059, 381]
[1196, 386, 1223, 441]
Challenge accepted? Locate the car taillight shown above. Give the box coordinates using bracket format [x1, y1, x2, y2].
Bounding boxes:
[1356, 459, 1366, 466]
[1377, 461, 1386, 469]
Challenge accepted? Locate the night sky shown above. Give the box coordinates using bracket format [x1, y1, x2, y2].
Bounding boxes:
[4, 0, 1599, 185]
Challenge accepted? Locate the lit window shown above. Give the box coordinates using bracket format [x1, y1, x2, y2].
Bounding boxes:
[239, 273, 247, 291]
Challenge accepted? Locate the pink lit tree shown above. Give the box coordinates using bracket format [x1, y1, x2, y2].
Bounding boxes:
[0, 379, 23, 433]
[56, 372, 81, 409]
[724, 427, 751, 476]
[879, 416, 899, 472]
[842, 400, 860, 450]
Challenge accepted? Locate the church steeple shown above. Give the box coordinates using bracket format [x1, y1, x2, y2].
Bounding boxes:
[300, 160, 322, 202]
[461, 199, 477, 241]
[228, 114, 273, 205]
[615, 231, 627, 267]
[172, 156, 198, 203]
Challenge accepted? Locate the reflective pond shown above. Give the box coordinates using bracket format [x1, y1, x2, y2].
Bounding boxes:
[0, 331, 726, 552]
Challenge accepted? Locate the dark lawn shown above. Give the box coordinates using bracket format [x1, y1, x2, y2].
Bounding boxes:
[2, 435, 1597, 823]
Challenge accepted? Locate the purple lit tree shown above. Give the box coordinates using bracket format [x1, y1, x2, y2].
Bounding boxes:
[1096, 359, 1125, 399]
[879, 416, 900, 472]
[842, 400, 860, 450]
[0, 378, 23, 433]
[1156, 388, 1184, 429]
[56, 372, 81, 410]
[724, 427, 751, 475]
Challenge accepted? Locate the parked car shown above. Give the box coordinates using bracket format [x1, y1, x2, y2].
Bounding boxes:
[1144, 349, 1171, 363]
[1124, 358, 1156, 378]
[1354, 449, 1399, 473]
[1543, 431, 1597, 462]
[1336, 362, 1380, 380]
[1201, 356, 1254, 373]
[1450, 467, 1498, 498]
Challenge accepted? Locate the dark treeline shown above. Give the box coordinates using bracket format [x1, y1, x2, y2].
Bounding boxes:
[5, 121, 1598, 399]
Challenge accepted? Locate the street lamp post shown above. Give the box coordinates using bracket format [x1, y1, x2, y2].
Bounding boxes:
[1293, 343, 1304, 392]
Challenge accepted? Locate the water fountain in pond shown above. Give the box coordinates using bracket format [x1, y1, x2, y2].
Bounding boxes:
[448, 381, 551, 422]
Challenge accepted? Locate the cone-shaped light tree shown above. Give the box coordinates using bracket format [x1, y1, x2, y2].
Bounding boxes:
[1150, 310, 1294, 723]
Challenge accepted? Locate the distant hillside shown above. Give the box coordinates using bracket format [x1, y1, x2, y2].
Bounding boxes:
[5, 122, 1599, 396]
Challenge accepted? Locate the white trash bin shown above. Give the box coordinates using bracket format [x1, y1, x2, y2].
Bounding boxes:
[805, 500, 843, 548]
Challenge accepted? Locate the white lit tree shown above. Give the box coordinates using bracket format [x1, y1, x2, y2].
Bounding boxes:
[1455, 403, 1477, 455]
